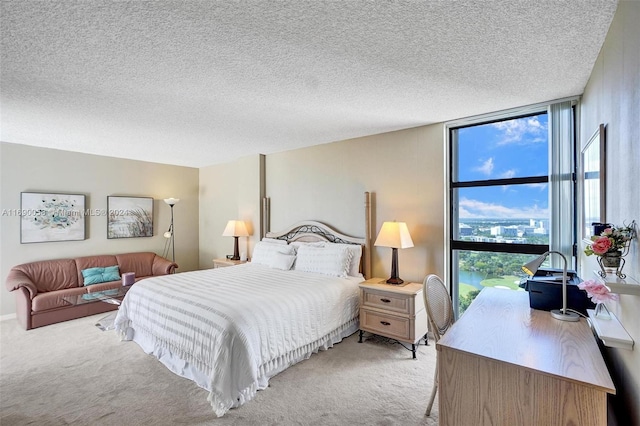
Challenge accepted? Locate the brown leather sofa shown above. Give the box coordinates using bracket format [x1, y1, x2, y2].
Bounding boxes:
[5, 252, 177, 330]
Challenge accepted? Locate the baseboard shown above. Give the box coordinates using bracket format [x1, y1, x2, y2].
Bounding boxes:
[0, 313, 17, 322]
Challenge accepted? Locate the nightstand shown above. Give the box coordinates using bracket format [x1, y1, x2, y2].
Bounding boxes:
[212, 258, 247, 268]
[358, 277, 428, 358]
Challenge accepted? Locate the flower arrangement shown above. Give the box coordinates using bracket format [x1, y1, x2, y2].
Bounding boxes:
[577, 279, 618, 303]
[584, 221, 636, 257]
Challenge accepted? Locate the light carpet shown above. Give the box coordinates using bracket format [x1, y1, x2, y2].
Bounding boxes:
[1, 314, 439, 425]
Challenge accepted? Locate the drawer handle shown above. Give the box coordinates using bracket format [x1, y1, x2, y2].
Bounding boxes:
[380, 298, 391, 303]
[380, 321, 391, 326]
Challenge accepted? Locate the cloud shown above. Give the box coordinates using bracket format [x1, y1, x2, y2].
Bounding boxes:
[490, 116, 547, 145]
[474, 158, 494, 176]
[525, 182, 548, 191]
[500, 169, 516, 179]
[459, 197, 548, 219]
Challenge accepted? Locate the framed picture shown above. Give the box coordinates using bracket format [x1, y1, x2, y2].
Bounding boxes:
[107, 196, 153, 239]
[20, 192, 86, 243]
[581, 123, 606, 240]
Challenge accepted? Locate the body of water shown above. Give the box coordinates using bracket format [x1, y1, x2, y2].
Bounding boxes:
[458, 270, 486, 290]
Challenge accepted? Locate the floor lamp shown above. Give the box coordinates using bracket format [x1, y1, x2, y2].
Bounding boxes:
[163, 198, 179, 266]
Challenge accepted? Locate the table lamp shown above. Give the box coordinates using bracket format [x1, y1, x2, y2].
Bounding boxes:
[522, 251, 579, 322]
[374, 221, 414, 285]
[222, 220, 249, 260]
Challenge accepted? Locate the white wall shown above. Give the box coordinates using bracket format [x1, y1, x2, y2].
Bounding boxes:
[198, 154, 264, 269]
[266, 124, 446, 283]
[0, 142, 200, 317]
[579, 1, 639, 422]
[199, 124, 446, 283]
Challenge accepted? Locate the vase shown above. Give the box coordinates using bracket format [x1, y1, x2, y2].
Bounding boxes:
[594, 302, 611, 320]
[601, 251, 622, 267]
[597, 251, 627, 279]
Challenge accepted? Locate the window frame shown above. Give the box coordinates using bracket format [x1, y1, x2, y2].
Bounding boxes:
[445, 101, 577, 318]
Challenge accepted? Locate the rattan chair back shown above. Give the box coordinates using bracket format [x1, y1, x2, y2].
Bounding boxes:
[423, 274, 454, 343]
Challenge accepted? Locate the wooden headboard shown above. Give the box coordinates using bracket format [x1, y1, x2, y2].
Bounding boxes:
[263, 192, 372, 278]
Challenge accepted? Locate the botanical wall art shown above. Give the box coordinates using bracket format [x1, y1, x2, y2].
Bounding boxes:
[20, 192, 86, 243]
[107, 196, 153, 239]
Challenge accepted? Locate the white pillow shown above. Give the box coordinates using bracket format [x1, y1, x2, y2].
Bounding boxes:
[290, 241, 362, 276]
[290, 241, 326, 253]
[269, 251, 296, 270]
[261, 237, 288, 245]
[294, 244, 353, 278]
[251, 241, 295, 266]
[330, 243, 362, 277]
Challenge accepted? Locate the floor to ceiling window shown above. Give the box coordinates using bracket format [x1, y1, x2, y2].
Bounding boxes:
[448, 103, 576, 317]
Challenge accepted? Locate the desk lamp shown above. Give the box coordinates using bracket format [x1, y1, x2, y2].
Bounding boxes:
[522, 251, 579, 322]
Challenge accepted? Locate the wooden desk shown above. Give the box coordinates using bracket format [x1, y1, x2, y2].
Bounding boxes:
[437, 287, 615, 426]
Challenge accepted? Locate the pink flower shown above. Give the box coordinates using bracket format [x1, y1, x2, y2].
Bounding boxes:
[578, 279, 618, 303]
[602, 228, 613, 236]
[591, 236, 612, 255]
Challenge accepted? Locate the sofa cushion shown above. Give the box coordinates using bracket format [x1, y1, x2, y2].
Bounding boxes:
[116, 252, 155, 277]
[31, 286, 87, 312]
[83, 279, 136, 293]
[75, 255, 119, 286]
[81, 266, 121, 285]
[13, 259, 79, 292]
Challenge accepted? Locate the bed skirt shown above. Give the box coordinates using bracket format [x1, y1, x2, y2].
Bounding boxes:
[121, 317, 359, 416]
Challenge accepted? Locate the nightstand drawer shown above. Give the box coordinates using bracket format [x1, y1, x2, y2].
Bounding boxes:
[360, 309, 411, 341]
[362, 288, 412, 314]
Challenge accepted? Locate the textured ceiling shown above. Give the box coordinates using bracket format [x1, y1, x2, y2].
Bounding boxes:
[1, 1, 618, 168]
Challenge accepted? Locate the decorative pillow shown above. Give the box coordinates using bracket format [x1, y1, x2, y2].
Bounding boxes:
[292, 242, 361, 276]
[328, 243, 362, 277]
[269, 251, 296, 271]
[82, 265, 121, 286]
[251, 241, 295, 266]
[290, 241, 326, 253]
[294, 244, 353, 278]
[261, 237, 288, 245]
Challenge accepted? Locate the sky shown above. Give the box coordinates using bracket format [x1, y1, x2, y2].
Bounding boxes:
[455, 113, 549, 219]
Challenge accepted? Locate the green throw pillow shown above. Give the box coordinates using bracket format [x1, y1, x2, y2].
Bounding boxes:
[82, 265, 121, 286]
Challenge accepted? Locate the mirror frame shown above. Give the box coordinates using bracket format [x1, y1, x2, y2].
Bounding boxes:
[581, 123, 606, 240]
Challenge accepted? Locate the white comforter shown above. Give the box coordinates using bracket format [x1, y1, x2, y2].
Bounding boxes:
[114, 263, 361, 416]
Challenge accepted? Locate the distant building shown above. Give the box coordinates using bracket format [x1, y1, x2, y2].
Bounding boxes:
[491, 225, 517, 237]
[528, 219, 549, 235]
[503, 226, 518, 237]
[459, 223, 473, 236]
[470, 236, 494, 243]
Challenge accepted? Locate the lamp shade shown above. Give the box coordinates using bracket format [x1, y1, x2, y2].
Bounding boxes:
[522, 253, 548, 276]
[374, 222, 414, 249]
[222, 220, 249, 237]
[164, 198, 180, 206]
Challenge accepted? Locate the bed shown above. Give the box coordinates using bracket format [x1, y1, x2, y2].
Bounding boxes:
[114, 204, 372, 417]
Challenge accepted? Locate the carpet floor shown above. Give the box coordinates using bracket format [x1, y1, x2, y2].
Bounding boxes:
[1, 314, 439, 425]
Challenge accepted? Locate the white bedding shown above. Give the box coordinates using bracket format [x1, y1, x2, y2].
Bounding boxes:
[114, 263, 361, 416]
